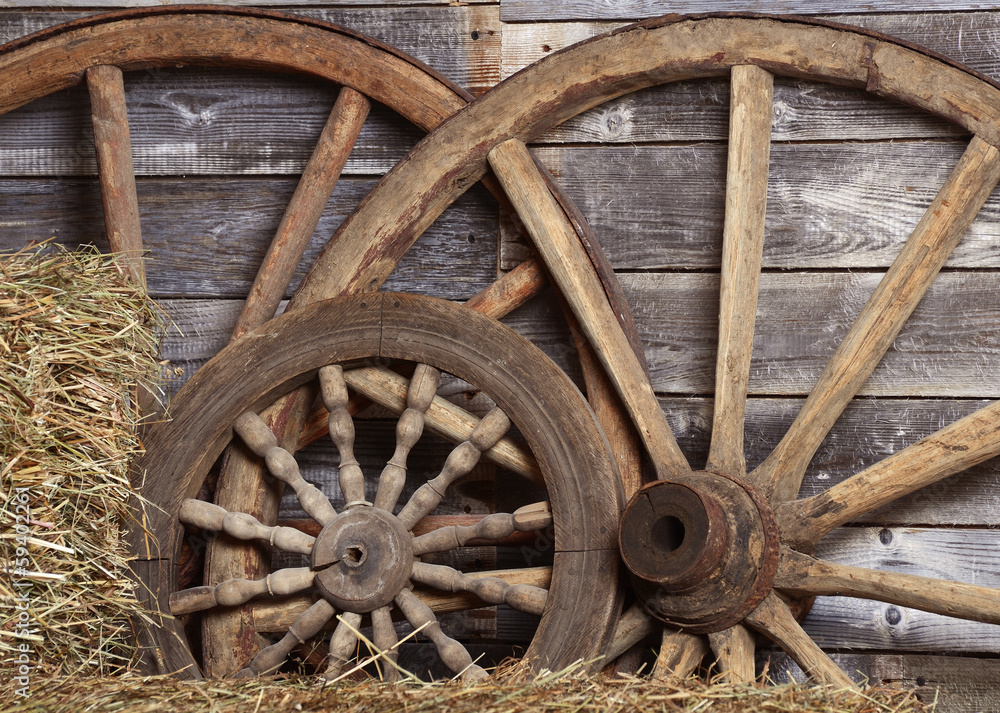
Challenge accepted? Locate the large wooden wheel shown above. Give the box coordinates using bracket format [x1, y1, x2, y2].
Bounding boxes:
[0, 6, 589, 678]
[274, 14, 1000, 686]
[134, 292, 621, 681]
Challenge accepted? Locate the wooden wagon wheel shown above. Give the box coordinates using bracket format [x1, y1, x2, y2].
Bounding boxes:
[136, 292, 621, 680]
[0, 6, 617, 678]
[269, 14, 1000, 686]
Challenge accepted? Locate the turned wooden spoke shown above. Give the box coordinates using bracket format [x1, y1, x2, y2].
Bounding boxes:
[342, 366, 541, 483]
[372, 606, 399, 682]
[745, 592, 856, 689]
[395, 588, 488, 681]
[375, 363, 441, 511]
[707, 625, 756, 684]
[412, 561, 547, 616]
[652, 630, 708, 682]
[249, 567, 553, 633]
[778, 399, 1000, 548]
[605, 603, 656, 662]
[487, 138, 690, 481]
[318, 365, 367, 507]
[412, 501, 551, 555]
[396, 407, 511, 530]
[324, 612, 363, 680]
[86, 65, 144, 287]
[232, 88, 370, 340]
[234, 411, 337, 525]
[776, 547, 1000, 625]
[179, 499, 314, 555]
[169, 567, 314, 616]
[752, 135, 1000, 502]
[236, 599, 335, 678]
[707, 65, 774, 478]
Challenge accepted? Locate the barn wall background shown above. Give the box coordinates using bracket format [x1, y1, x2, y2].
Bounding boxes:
[3, 1, 1000, 710]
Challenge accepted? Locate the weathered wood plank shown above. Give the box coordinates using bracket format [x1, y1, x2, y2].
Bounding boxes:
[501, 2, 1000, 22]
[0, 75, 423, 177]
[503, 272, 1000, 399]
[765, 652, 1000, 712]
[0, 177, 498, 299]
[800, 527, 1000, 654]
[502, 142, 1000, 271]
[0, 6, 499, 96]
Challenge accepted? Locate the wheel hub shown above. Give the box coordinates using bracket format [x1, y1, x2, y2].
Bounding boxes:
[619, 471, 779, 633]
[312, 506, 414, 613]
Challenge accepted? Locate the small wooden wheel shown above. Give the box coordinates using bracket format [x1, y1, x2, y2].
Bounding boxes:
[282, 14, 1000, 686]
[135, 293, 622, 680]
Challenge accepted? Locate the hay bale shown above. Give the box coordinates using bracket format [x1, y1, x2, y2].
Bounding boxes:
[1, 244, 160, 677]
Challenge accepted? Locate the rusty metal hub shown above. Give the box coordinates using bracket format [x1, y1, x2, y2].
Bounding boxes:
[619, 471, 780, 633]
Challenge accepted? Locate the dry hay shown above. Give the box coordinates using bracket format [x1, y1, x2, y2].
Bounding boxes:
[0, 662, 933, 713]
[1, 244, 161, 677]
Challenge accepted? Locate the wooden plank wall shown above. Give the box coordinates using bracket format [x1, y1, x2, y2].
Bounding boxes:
[4, 0, 1000, 707]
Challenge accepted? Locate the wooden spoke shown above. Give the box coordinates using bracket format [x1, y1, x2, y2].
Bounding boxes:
[411, 501, 552, 555]
[372, 606, 399, 682]
[375, 364, 441, 511]
[251, 567, 553, 633]
[487, 138, 690, 481]
[169, 567, 314, 616]
[464, 257, 548, 319]
[777, 399, 1000, 548]
[411, 561, 547, 616]
[232, 88, 370, 340]
[342, 366, 541, 483]
[776, 547, 1000, 625]
[233, 411, 337, 526]
[752, 135, 1000, 502]
[396, 407, 511, 530]
[395, 588, 488, 681]
[323, 612, 363, 680]
[318, 365, 367, 507]
[86, 65, 144, 287]
[652, 630, 709, 682]
[178, 498, 314, 555]
[235, 599, 336, 678]
[605, 604, 656, 662]
[745, 592, 856, 689]
[706, 65, 774, 478]
[707, 625, 756, 684]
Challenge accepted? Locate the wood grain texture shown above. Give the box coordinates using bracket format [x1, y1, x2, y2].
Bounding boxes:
[708, 626, 756, 684]
[707, 65, 773, 478]
[0, 177, 498, 299]
[502, 271, 1000, 399]
[745, 591, 856, 688]
[801, 527, 1000, 654]
[502, 142, 1000, 272]
[778, 398, 1000, 547]
[500, 2, 1000, 21]
[86, 64, 144, 286]
[233, 88, 369, 339]
[777, 546, 1000, 626]
[488, 138, 689, 480]
[752, 136, 1000, 501]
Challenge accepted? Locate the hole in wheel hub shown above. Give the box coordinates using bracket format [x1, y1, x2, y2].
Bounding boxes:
[311, 507, 413, 613]
[619, 471, 779, 633]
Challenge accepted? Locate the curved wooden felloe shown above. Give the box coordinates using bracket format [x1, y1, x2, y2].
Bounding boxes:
[135, 292, 623, 678]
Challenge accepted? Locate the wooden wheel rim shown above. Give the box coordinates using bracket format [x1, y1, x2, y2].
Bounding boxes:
[135, 292, 623, 677]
